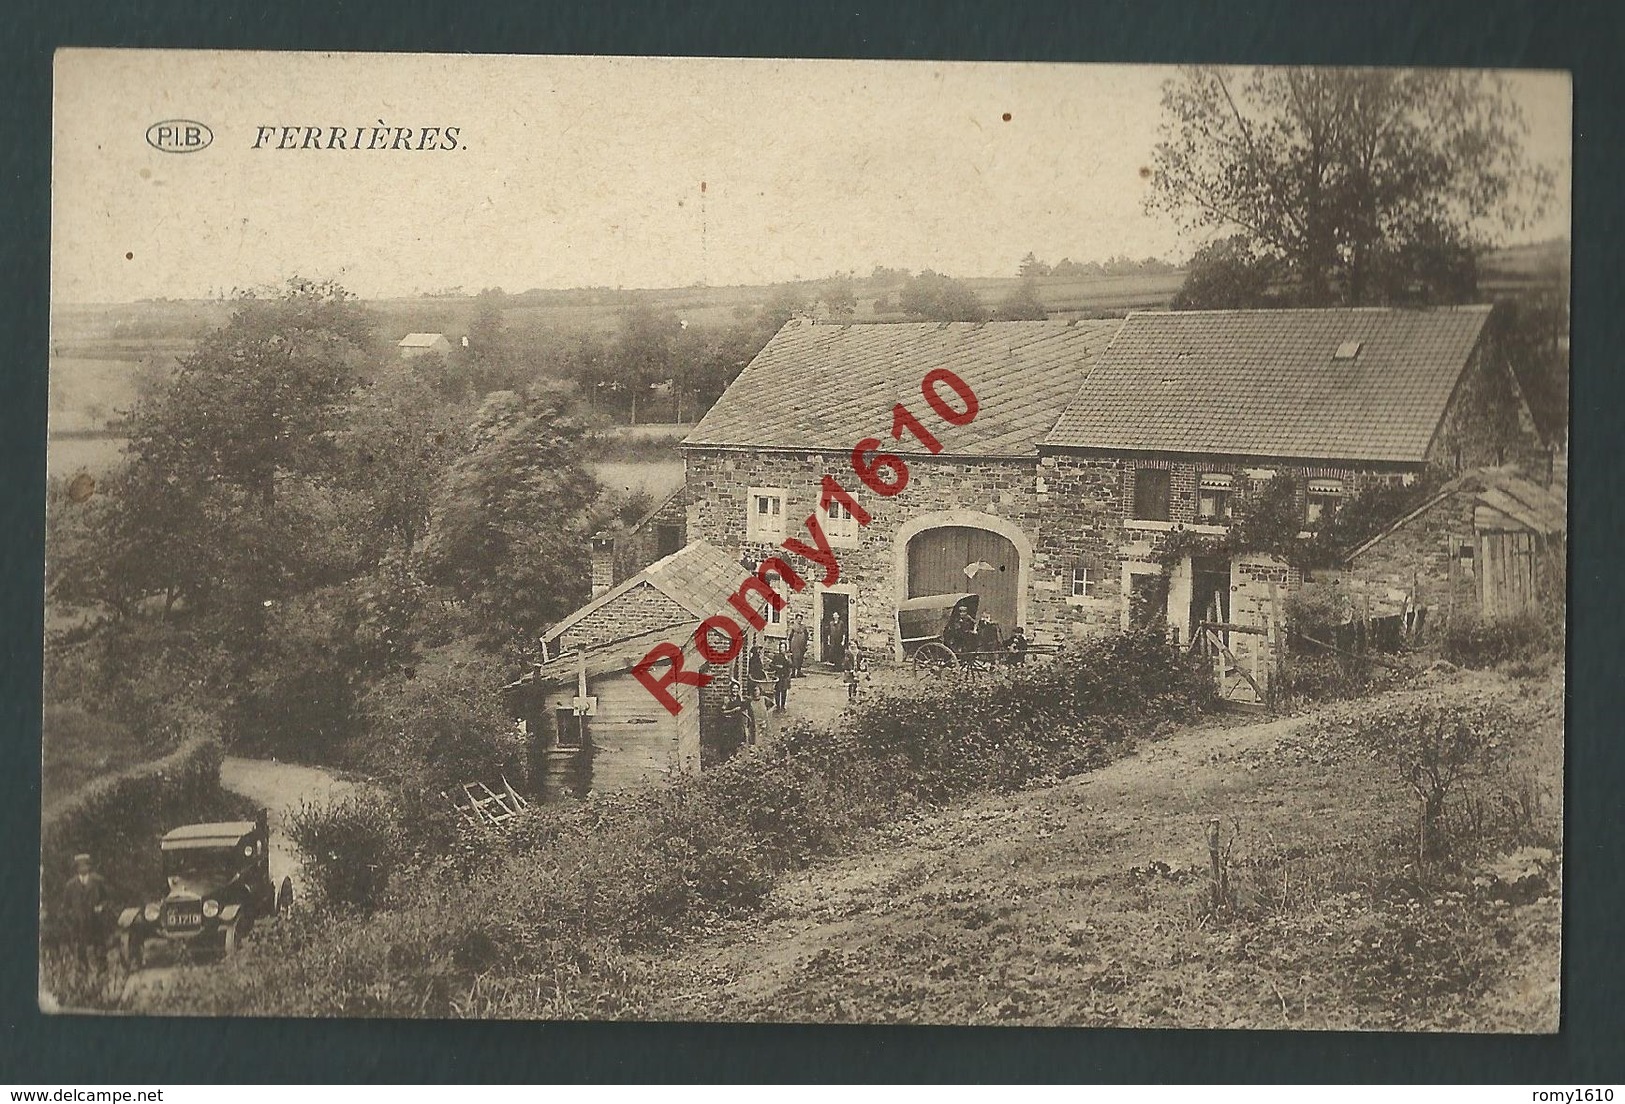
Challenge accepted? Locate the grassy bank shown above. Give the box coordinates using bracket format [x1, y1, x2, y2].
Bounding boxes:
[114, 634, 1211, 1017]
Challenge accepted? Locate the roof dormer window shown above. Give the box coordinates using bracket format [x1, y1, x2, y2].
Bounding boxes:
[1333, 340, 1362, 360]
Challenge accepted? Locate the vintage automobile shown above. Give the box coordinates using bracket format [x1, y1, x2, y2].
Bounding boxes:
[117, 812, 293, 967]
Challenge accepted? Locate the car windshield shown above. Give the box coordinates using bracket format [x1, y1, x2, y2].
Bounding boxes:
[162, 848, 245, 884]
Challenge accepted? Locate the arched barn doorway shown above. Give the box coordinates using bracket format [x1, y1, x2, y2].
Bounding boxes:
[905, 525, 1021, 637]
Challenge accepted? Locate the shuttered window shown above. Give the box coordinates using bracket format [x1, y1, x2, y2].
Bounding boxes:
[1132, 467, 1171, 522]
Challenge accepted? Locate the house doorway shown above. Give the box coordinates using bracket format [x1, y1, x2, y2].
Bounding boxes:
[817, 591, 851, 665]
[1190, 555, 1231, 636]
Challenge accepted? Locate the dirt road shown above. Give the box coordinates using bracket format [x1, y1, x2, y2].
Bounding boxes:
[219, 756, 356, 897]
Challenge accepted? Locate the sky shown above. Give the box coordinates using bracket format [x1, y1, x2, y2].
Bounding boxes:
[51, 52, 1573, 303]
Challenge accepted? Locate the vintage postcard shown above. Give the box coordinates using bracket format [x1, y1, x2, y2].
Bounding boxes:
[44, 50, 1569, 1028]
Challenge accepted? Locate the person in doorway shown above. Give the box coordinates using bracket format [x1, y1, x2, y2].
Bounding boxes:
[1006, 626, 1030, 666]
[821, 609, 843, 667]
[61, 853, 111, 968]
[787, 615, 811, 677]
[770, 644, 793, 711]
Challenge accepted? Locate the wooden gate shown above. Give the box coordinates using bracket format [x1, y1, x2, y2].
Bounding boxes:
[1192, 576, 1287, 710]
[906, 525, 1019, 634]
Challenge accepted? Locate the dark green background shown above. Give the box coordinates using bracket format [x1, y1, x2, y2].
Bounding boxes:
[3, 0, 1620, 1082]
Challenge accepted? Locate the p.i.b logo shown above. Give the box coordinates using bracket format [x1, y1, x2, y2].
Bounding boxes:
[145, 119, 213, 153]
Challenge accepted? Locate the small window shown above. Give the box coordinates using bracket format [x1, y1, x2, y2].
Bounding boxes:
[1305, 478, 1345, 526]
[745, 487, 786, 542]
[655, 522, 683, 557]
[825, 498, 860, 547]
[1198, 473, 1233, 521]
[1333, 340, 1362, 360]
[1132, 467, 1172, 523]
[554, 708, 586, 751]
[1070, 565, 1092, 598]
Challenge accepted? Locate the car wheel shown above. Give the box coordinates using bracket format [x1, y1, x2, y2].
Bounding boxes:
[222, 921, 242, 957]
[119, 932, 143, 970]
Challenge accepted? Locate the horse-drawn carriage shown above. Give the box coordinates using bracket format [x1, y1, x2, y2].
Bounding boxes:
[896, 592, 1025, 675]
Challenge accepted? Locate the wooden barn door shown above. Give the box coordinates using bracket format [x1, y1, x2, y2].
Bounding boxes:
[906, 526, 1020, 635]
[1479, 531, 1536, 619]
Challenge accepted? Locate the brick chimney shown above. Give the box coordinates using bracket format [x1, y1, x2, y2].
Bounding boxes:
[589, 534, 617, 597]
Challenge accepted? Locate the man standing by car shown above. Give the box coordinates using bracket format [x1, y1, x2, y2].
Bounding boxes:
[61, 853, 111, 968]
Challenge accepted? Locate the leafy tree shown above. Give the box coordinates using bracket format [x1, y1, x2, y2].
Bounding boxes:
[1018, 252, 1051, 278]
[994, 277, 1048, 321]
[419, 391, 599, 646]
[820, 275, 858, 319]
[1149, 67, 1553, 307]
[616, 301, 681, 424]
[1170, 235, 1282, 310]
[897, 270, 989, 322]
[110, 278, 378, 615]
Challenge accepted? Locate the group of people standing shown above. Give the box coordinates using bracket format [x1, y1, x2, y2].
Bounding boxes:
[719, 611, 874, 753]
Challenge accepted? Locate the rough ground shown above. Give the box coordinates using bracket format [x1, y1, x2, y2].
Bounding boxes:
[633, 669, 1563, 1031]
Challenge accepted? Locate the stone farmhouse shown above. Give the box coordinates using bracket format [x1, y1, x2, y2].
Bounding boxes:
[1033, 306, 1546, 657]
[681, 318, 1121, 660]
[515, 306, 1547, 783]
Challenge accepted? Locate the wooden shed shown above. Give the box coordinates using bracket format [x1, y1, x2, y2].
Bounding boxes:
[1343, 468, 1566, 631]
[504, 542, 744, 799]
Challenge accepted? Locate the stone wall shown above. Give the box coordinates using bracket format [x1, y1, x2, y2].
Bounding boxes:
[613, 489, 688, 585]
[556, 581, 692, 653]
[1033, 452, 1401, 641]
[683, 447, 1045, 653]
[1343, 489, 1480, 629]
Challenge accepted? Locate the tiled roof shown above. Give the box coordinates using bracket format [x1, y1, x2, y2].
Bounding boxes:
[543, 540, 742, 645]
[685, 319, 1121, 457]
[1043, 307, 1493, 463]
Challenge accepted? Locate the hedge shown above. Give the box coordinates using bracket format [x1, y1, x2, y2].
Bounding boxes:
[40, 734, 225, 934]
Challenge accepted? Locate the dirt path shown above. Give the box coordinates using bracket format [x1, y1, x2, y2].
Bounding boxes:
[219, 757, 356, 898]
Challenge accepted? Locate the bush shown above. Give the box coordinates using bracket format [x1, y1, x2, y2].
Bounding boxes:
[287, 793, 404, 912]
[350, 657, 528, 793]
[1444, 611, 1555, 668]
[125, 631, 1216, 1016]
[41, 732, 225, 935]
[1326, 692, 1516, 863]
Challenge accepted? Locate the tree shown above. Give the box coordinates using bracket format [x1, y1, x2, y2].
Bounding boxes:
[994, 277, 1048, 321]
[1170, 235, 1282, 310]
[113, 278, 378, 614]
[897, 270, 989, 322]
[820, 274, 858, 319]
[1149, 67, 1553, 307]
[1018, 252, 1051, 278]
[418, 391, 600, 646]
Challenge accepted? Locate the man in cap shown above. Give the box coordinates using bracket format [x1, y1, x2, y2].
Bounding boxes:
[61, 853, 111, 968]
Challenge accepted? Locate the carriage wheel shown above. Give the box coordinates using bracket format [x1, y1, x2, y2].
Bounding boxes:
[913, 642, 956, 676]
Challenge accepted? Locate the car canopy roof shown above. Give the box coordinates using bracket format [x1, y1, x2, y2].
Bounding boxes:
[160, 821, 258, 851]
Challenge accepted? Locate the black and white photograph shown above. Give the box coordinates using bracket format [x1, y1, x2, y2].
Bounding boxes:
[41, 50, 1570, 1030]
